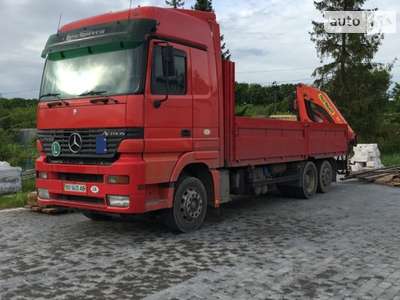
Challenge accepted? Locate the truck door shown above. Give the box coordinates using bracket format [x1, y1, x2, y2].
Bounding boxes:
[144, 40, 193, 183]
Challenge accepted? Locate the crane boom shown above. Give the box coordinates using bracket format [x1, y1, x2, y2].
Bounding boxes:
[296, 84, 356, 143]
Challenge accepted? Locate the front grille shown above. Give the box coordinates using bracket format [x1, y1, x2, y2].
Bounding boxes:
[47, 157, 117, 165]
[58, 173, 104, 183]
[55, 194, 104, 205]
[38, 128, 143, 164]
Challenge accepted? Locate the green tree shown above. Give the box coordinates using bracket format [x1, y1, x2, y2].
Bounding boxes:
[193, 0, 212, 11]
[220, 35, 231, 60]
[380, 83, 400, 153]
[235, 82, 296, 117]
[0, 98, 38, 167]
[310, 0, 392, 140]
[165, 0, 184, 8]
[235, 83, 250, 105]
[393, 83, 400, 103]
[0, 128, 36, 167]
[386, 83, 400, 114]
[0, 98, 37, 129]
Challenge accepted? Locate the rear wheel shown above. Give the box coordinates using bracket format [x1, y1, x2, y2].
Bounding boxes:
[277, 162, 319, 199]
[82, 211, 113, 221]
[317, 160, 334, 193]
[164, 177, 208, 233]
[292, 161, 318, 199]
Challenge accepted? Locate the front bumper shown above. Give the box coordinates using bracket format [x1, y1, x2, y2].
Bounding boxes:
[35, 154, 146, 214]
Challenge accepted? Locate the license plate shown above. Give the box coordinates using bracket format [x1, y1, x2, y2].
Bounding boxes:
[64, 184, 87, 193]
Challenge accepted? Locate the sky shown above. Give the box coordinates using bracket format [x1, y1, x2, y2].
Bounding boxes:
[0, 0, 399, 99]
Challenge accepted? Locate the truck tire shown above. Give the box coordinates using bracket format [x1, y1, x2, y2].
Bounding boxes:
[278, 162, 318, 199]
[82, 211, 113, 221]
[164, 176, 208, 233]
[295, 161, 318, 199]
[317, 160, 333, 193]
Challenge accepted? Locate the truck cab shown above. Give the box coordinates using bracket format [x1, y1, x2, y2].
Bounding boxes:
[36, 7, 354, 232]
[36, 7, 224, 231]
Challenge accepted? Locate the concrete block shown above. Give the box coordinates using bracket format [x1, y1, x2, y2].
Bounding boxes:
[351, 144, 384, 172]
[0, 162, 22, 195]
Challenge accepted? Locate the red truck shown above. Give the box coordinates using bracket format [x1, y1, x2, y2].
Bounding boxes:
[36, 7, 355, 232]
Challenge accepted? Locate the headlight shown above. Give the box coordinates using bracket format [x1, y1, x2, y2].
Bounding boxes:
[107, 195, 130, 208]
[38, 172, 48, 179]
[38, 188, 50, 199]
[108, 175, 129, 184]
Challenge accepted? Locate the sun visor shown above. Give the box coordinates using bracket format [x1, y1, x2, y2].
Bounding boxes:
[42, 18, 157, 58]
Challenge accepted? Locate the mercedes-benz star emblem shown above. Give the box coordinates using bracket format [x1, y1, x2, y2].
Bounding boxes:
[68, 133, 83, 154]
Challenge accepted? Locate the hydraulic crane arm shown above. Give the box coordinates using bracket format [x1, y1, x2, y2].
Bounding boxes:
[295, 84, 356, 143]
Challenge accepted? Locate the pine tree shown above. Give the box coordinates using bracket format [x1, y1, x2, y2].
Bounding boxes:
[193, 0, 213, 11]
[221, 35, 231, 60]
[393, 83, 400, 102]
[165, 0, 184, 8]
[310, 0, 392, 139]
[391, 83, 400, 112]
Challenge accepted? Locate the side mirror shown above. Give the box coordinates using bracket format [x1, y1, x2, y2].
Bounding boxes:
[153, 45, 175, 109]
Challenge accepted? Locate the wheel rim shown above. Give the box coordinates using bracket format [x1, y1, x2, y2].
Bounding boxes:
[320, 163, 332, 188]
[304, 167, 317, 194]
[180, 188, 203, 221]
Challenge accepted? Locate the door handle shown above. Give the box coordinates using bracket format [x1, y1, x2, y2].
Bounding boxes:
[181, 129, 192, 138]
[153, 95, 169, 108]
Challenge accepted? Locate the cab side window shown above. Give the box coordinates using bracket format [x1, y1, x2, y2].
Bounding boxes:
[151, 46, 187, 95]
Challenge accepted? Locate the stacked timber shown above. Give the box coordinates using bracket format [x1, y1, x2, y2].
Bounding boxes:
[343, 166, 400, 187]
[26, 191, 72, 214]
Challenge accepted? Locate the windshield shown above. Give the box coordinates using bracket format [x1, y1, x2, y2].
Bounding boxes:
[40, 43, 145, 100]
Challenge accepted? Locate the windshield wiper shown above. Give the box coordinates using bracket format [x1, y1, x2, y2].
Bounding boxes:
[79, 90, 108, 97]
[47, 100, 70, 108]
[90, 97, 119, 105]
[40, 93, 70, 108]
[39, 93, 60, 100]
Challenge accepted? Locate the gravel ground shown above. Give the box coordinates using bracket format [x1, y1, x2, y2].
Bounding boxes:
[1, 181, 400, 300]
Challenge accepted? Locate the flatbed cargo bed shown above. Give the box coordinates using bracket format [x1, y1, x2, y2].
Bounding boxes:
[222, 61, 352, 168]
[227, 117, 349, 167]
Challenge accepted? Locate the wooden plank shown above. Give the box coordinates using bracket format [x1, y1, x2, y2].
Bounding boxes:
[375, 175, 396, 184]
[41, 208, 69, 215]
[30, 206, 42, 212]
[27, 192, 38, 206]
[344, 166, 400, 180]
[342, 165, 400, 188]
[361, 172, 399, 181]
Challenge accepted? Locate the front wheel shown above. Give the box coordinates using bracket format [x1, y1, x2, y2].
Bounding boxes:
[164, 177, 208, 233]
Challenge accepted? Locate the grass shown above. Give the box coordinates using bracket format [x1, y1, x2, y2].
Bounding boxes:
[381, 153, 400, 167]
[0, 193, 29, 210]
[0, 178, 35, 210]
